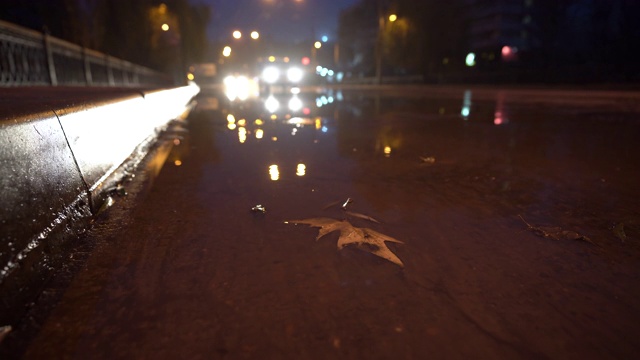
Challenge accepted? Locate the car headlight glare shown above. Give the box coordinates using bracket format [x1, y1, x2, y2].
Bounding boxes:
[262, 66, 280, 84]
[287, 67, 304, 83]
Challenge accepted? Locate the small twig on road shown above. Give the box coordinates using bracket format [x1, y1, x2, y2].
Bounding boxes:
[518, 215, 598, 246]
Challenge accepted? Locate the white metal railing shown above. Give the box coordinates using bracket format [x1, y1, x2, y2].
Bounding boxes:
[0, 19, 171, 87]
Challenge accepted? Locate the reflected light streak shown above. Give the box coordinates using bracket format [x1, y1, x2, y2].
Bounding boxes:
[461, 90, 472, 119]
[269, 164, 279, 181]
[238, 127, 247, 143]
[296, 163, 306, 177]
[288, 96, 303, 112]
[494, 92, 509, 125]
[255, 128, 264, 139]
[287, 117, 313, 125]
[227, 123, 237, 130]
[227, 114, 236, 123]
[265, 96, 280, 113]
[255, 119, 264, 126]
[237, 119, 246, 126]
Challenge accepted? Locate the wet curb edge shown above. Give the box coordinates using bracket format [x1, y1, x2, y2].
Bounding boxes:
[0, 84, 200, 327]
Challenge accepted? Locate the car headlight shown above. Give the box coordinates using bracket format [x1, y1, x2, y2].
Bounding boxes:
[286, 67, 304, 83]
[262, 66, 280, 84]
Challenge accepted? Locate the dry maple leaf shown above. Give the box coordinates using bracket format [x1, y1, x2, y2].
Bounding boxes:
[288, 218, 404, 267]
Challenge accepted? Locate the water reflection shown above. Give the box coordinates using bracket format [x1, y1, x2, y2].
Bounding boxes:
[493, 92, 509, 125]
[224, 105, 331, 146]
[269, 164, 279, 181]
[296, 163, 306, 177]
[461, 89, 472, 119]
[238, 127, 247, 144]
[265, 95, 280, 113]
[212, 89, 343, 192]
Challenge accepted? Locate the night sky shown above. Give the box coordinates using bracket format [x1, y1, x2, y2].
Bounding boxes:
[197, 0, 358, 43]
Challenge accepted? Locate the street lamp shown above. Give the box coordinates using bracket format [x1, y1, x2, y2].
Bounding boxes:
[233, 30, 242, 39]
[375, 5, 398, 84]
[251, 31, 260, 40]
[314, 41, 322, 49]
[161, 23, 170, 31]
[222, 46, 232, 57]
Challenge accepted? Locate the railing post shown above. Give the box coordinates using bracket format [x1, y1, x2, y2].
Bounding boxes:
[42, 31, 58, 86]
[105, 54, 115, 86]
[132, 68, 140, 86]
[82, 47, 93, 86]
[121, 60, 129, 87]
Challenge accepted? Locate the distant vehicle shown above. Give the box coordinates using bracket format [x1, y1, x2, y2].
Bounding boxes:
[187, 63, 218, 86]
[258, 57, 309, 93]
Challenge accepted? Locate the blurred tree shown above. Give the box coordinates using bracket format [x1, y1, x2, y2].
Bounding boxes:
[337, 1, 377, 76]
[392, 0, 465, 77]
[167, 0, 211, 65]
[0, 0, 86, 44]
[1, 0, 211, 76]
[92, 0, 155, 66]
[381, 16, 421, 74]
[147, 0, 211, 79]
[338, 0, 465, 79]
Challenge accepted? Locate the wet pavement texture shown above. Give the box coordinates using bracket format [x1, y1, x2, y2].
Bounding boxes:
[5, 86, 640, 359]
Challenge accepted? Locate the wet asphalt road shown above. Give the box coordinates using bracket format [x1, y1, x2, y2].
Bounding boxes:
[5, 86, 640, 359]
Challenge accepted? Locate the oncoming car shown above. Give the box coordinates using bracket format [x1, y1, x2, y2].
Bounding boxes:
[258, 57, 307, 93]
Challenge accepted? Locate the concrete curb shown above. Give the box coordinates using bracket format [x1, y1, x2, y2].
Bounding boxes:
[0, 84, 199, 326]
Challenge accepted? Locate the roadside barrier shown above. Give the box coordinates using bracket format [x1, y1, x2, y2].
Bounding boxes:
[0, 19, 171, 87]
[0, 83, 199, 326]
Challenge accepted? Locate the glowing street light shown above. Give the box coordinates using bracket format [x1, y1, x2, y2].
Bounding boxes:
[222, 46, 232, 57]
[314, 41, 322, 49]
[251, 31, 260, 40]
[232, 30, 242, 39]
[161, 23, 170, 31]
[465, 52, 476, 67]
[389, 14, 397, 22]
